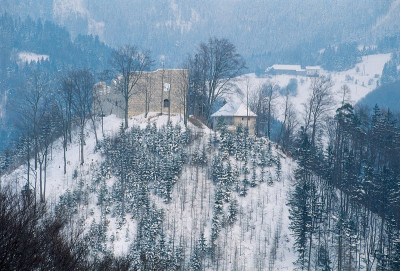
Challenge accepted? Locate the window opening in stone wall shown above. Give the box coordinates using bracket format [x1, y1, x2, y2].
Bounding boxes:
[163, 83, 170, 92]
[164, 99, 170, 108]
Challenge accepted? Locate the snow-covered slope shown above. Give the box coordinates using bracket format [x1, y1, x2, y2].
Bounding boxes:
[3, 113, 191, 201]
[2, 112, 297, 270]
[231, 53, 391, 122]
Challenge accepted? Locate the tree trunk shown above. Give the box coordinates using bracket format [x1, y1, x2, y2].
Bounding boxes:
[80, 125, 85, 165]
[34, 137, 38, 170]
[101, 113, 104, 136]
[27, 138, 31, 191]
[161, 68, 164, 114]
[267, 99, 272, 139]
[91, 116, 98, 145]
[63, 133, 67, 174]
[39, 160, 43, 202]
[311, 116, 317, 148]
[43, 149, 47, 202]
[68, 104, 72, 143]
[168, 77, 171, 123]
[145, 89, 148, 118]
[183, 92, 187, 127]
[308, 232, 313, 271]
[124, 96, 129, 129]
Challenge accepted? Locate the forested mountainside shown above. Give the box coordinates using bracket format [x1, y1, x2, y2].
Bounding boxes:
[0, 0, 395, 70]
[0, 14, 112, 151]
[2, 107, 400, 270]
[1, 114, 296, 270]
[359, 80, 400, 112]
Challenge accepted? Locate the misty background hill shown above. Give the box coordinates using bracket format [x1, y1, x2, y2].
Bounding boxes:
[1, 0, 397, 70]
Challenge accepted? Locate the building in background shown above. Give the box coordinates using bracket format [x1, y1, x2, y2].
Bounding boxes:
[211, 102, 257, 134]
[266, 64, 322, 77]
[265, 64, 306, 76]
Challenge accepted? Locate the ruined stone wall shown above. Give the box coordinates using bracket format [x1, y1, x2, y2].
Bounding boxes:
[127, 69, 188, 117]
[94, 69, 188, 119]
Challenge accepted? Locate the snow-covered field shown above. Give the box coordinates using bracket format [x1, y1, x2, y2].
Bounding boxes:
[3, 112, 296, 270]
[231, 53, 391, 122]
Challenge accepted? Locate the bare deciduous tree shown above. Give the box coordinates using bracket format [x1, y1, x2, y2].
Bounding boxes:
[60, 74, 74, 144]
[278, 88, 298, 152]
[188, 38, 246, 123]
[70, 69, 94, 165]
[250, 82, 279, 138]
[339, 84, 351, 106]
[110, 45, 153, 128]
[54, 87, 69, 175]
[139, 73, 153, 118]
[13, 71, 50, 199]
[303, 76, 334, 148]
[177, 68, 189, 126]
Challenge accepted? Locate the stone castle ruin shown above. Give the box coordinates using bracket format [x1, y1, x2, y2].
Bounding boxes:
[94, 69, 188, 119]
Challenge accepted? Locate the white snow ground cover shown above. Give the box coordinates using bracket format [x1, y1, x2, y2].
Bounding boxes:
[231, 53, 391, 122]
[17, 51, 49, 64]
[2, 112, 297, 270]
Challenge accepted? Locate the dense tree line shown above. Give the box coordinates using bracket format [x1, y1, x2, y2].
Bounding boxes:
[319, 42, 361, 71]
[381, 52, 400, 85]
[289, 103, 400, 270]
[0, 67, 97, 203]
[0, 13, 112, 152]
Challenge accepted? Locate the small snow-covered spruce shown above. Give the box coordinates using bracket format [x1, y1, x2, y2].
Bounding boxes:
[250, 150, 257, 187]
[211, 154, 224, 185]
[219, 125, 233, 160]
[275, 153, 282, 181]
[211, 187, 224, 254]
[189, 245, 202, 271]
[317, 245, 332, 271]
[267, 142, 273, 167]
[259, 148, 267, 183]
[86, 218, 109, 257]
[226, 198, 239, 226]
[239, 178, 248, 197]
[234, 124, 245, 160]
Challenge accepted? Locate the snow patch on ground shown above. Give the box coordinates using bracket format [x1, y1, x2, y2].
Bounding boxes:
[231, 53, 391, 122]
[18, 52, 49, 64]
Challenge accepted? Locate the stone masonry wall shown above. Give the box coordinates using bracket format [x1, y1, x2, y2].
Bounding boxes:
[94, 69, 188, 119]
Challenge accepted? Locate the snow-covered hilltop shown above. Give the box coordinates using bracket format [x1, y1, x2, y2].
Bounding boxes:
[2, 113, 296, 270]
